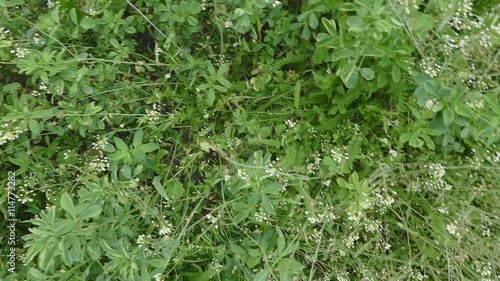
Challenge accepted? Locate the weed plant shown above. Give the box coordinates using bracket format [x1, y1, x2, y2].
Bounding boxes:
[0, 0, 498, 280]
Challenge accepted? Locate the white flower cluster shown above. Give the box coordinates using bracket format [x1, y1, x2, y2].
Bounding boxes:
[83, 7, 98, 16]
[47, 0, 60, 9]
[159, 221, 174, 236]
[0, 27, 11, 40]
[87, 153, 109, 173]
[11, 44, 29, 58]
[285, 119, 297, 129]
[473, 261, 493, 279]
[330, 147, 348, 164]
[441, 34, 457, 54]
[449, 0, 474, 31]
[424, 98, 439, 111]
[32, 33, 45, 46]
[87, 135, 109, 173]
[205, 212, 221, 229]
[136, 234, 152, 247]
[145, 103, 162, 121]
[420, 57, 441, 78]
[466, 99, 484, 109]
[153, 273, 162, 281]
[426, 163, 446, 179]
[446, 221, 462, 241]
[31, 82, 50, 97]
[0, 122, 24, 146]
[92, 135, 108, 150]
[307, 152, 322, 174]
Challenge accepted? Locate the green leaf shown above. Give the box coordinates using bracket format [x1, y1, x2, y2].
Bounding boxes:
[108, 151, 128, 161]
[391, 65, 401, 82]
[60, 192, 77, 218]
[233, 208, 250, 224]
[254, 269, 271, 281]
[70, 8, 78, 25]
[206, 89, 216, 106]
[80, 205, 102, 219]
[121, 165, 132, 179]
[29, 119, 41, 138]
[30, 109, 58, 119]
[133, 129, 144, 148]
[360, 68, 375, 80]
[114, 137, 129, 152]
[230, 244, 247, 255]
[261, 194, 276, 216]
[345, 70, 359, 89]
[80, 18, 95, 29]
[28, 268, 47, 279]
[309, 13, 319, 29]
[263, 183, 282, 195]
[137, 143, 159, 153]
[153, 176, 170, 200]
[321, 17, 336, 36]
[443, 108, 455, 126]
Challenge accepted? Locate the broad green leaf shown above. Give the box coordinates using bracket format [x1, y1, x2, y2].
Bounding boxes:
[345, 70, 359, 88]
[54, 219, 79, 236]
[254, 269, 271, 281]
[137, 143, 159, 153]
[30, 109, 58, 118]
[114, 137, 129, 152]
[261, 194, 276, 216]
[121, 165, 132, 179]
[80, 18, 95, 29]
[80, 205, 102, 219]
[233, 208, 250, 224]
[321, 17, 336, 36]
[443, 108, 455, 126]
[152, 176, 170, 200]
[206, 89, 216, 106]
[391, 65, 401, 82]
[230, 244, 247, 255]
[133, 129, 144, 148]
[309, 13, 319, 29]
[29, 119, 41, 138]
[360, 68, 375, 80]
[60, 192, 77, 218]
[108, 150, 128, 161]
[70, 8, 78, 25]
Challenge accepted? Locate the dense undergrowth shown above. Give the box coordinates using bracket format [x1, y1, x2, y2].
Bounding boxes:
[0, 0, 499, 280]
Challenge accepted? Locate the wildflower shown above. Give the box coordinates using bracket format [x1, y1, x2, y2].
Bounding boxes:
[153, 273, 162, 281]
[285, 119, 297, 128]
[146, 103, 161, 121]
[0, 123, 24, 146]
[424, 98, 439, 111]
[272, 0, 282, 7]
[210, 259, 223, 273]
[11, 45, 29, 58]
[466, 100, 484, 109]
[159, 221, 174, 236]
[47, 0, 60, 9]
[0, 27, 11, 40]
[92, 135, 108, 151]
[446, 221, 461, 241]
[389, 149, 397, 158]
[330, 147, 348, 164]
[420, 57, 441, 78]
[87, 152, 109, 173]
[136, 234, 152, 247]
[427, 163, 446, 179]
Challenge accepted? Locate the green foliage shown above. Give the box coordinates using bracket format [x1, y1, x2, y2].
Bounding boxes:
[0, 0, 498, 280]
